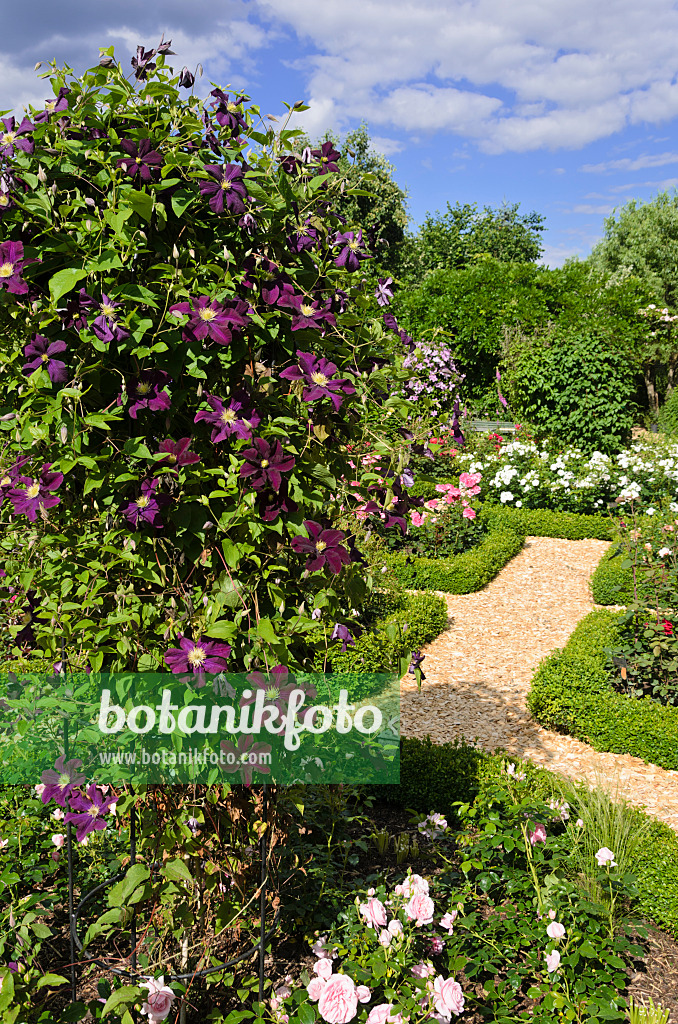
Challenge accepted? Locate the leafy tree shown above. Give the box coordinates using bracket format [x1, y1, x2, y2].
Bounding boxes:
[399, 200, 545, 285]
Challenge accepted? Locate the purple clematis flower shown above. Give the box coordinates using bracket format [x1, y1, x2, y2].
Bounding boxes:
[0, 117, 35, 158]
[91, 294, 129, 344]
[277, 292, 336, 332]
[279, 153, 301, 175]
[178, 67, 195, 89]
[286, 222, 320, 253]
[199, 164, 247, 215]
[40, 756, 86, 808]
[239, 211, 258, 234]
[61, 288, 96, 331]
[241, 257, 286, 304]
[311, 141, 341, 174]
[131, 45, 160, 80]
[257, 481, 299, 523]
[0, 241, 34, 296]
[240, 437, 295, 493]
[22, 335, 68, 383]
[0, 457, 28, 507]
[155, 438, 200, 470]
[375, 277, 395, 307]
[125, 370, 172, 419]
[210, 90, 248, 134]
[194, 392, 260, 443]
[331, 623, 355, 651]
[33, 87, 70, 124]
[291, 520, 351, 574]
[8, 464, 63, 522]
[0, 189, 14, 218]
[333, 230, 371, 273]
[117, 139, 163, 182]
[165, 635, 232, 677]
[15, 591, 39, 647]
[170, 295, 251, 347]
[65, 784, 116, 842]
[123, 478, 169, 529]
[220, 734, 272, 786]
[279, 351, 355, 412]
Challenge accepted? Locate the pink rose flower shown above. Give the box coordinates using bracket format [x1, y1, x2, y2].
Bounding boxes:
[315, 959, 333, 981]
[317, 974, 358, 1024]
[360, 897, 387, 929]
[51, 833, 65, 848]
[528, 823, 547, 845]
[388, 920, 403, 937]
[140, 977, 175, 1023]
[411, 962, 435, 979]
[366, 1005, 392, 1024]
[307, 977, 327, 1002]
[356, 985, 371, 1003]
[432, 976, 465, 1018]
[395, 873, 429, 898]
[424, 498, 440, 510]
[545, 949, 561, 972]
[410, 511, 428, 527]
[546, 921, 566, 940]
[439, 911, 457, 934]
[595, 847, 617, 867]
[461, 506, 476, 519]
[378, 929, 391, 947]
[405, 893, 435, 926]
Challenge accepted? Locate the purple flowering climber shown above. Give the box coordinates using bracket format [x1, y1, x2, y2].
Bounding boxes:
[333, 230, 371, 273]
[0, 241, 35, 296]
[65, 784, 117, 842]
[125, 370, 172, 419]
[375, 277, 394, 307]
[0, 117, 35, 158]
[291, 521, 352, 574]
[199, 164, 247, 215]
[178, 67, 195, 89]
[40, 756, 86, 808]
[279, 351, 355, 412]
[170, 295, 251, 347]
[91, 295, 129, 344]
[256, 481, 299, 523]
[33, 87, 70, 124]
[123, 478, 169, 529]
[194, 392, 260, 444]
[116, 139, 164, 182]
[210, 90, 248, 134]
[164, 635, 232, 676]
[8, 464, 63, 522]
[155, 438, 201, 470]
[22, 335, 68, 383]
[331, 623, 355, 651]
[310, 140, 341, 174]
[240, 438, 295, 492]
[277, 292, 336, 332]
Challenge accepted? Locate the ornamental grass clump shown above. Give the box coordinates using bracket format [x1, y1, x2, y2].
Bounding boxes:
[0, 43, 423, 676]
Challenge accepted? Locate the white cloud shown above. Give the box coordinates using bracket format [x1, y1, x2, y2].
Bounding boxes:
[581, 151, 678, 173]
[538, 243, 587, 268]
[568, 203, 616, 214]
[370, 135, 405, 156]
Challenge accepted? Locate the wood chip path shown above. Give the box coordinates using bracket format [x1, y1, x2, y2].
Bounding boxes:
[395, 536, 678, 834]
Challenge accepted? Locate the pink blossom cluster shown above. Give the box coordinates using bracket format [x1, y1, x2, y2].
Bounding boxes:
[410, 473, 481, 528]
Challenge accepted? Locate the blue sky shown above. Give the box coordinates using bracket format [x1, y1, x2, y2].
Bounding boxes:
[3, 0, 678, 267]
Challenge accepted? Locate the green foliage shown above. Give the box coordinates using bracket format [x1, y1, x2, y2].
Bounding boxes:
[502, 324, 636, 453]
[478, 503, 614, 540]
[590, 546, 636, 605]
[630, 818, 678, 938]
[528, 609, 678, 770]
[658, 386, 678, 434]
[385, 526, 525, 592]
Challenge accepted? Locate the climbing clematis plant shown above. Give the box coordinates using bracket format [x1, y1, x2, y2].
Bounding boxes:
[0, 41, 419, 676]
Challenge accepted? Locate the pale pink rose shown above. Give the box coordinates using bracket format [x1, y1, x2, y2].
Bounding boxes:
[360, 897, 387, 929]
[546, 921, 566, 940]
[461, 506, 476, 519]
[529, 823, 547, 845]
[307, 977, 327, 1002]
[366, 1005, 392, 1024]
[388, 920, 403, 937]
[140, 976, 175, 1023]
[439, 911, 457, 934]
[435, 484, 450, 493]
[34, 784, 46, 797]
[312, 936, 337, 959]
[545, 949, 561, 973]
[459, 472, 481, 489]
[317, 973, 358, 1024]
[51, 833, 65, 849]
[411, 962, 435, 979]
[405, 893, 435, 926]
[548, 910, 556, 920]
[378, 929, 391, 947]
[51, 808, 64, 820]
[356, 985, 371, 1003]
[424, 498, 440, 511]
[594, 847, 617, 867]
[315, 959, 333, 981]
[432, 976, 465, 1019]
[367, 887, 376, 896]
[395, 873, 429, 898]
[410, 511, 428, 527]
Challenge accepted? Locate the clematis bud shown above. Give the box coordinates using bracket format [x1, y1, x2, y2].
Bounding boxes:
[60, 424, 68, 444]
[172, 244, 179, 259]
[189, 248, 195, 258]
[86, 219, 92, 231]
[37, 166, 47, 184]
[35, 62, 43, 70]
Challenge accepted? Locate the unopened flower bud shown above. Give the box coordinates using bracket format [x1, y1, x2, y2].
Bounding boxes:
[50, 183, 57, 195]
[223, 246, 231, 260]
[86, 219, 92, 231]
[60, 424, 68, 444]
[37, 166, 47, 184]
[197, 382, 203, 397]
[172, 244, 179, 259]
[139, 230, 147, 241]
[189, 248, 195, 258]
[35, 62, 43, 71]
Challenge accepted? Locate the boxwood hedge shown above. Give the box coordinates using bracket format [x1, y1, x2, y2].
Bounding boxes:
[384, 525, 525, 593]
[478, 504, 614, 541]
[590, 545, 636, 605]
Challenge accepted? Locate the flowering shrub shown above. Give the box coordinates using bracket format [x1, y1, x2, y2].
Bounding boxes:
[384, 473, 483, 559]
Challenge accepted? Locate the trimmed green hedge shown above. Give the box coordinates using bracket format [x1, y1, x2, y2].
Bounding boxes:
[590, 545, 636, 605]
[528, 609, 678, 771]
[479, 504, 614, 540]
[384, 526, 525, 593]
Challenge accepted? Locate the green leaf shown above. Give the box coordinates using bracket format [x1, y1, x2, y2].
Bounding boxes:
[298, 1005, 316, 1024]
[49, 267, 87, 303]
[256, 618, 278, 643]
[308, 463, 336, 489]
[171, 188, 196, 218]
[579, 939, 597, 957]
[101, 985, 143, 1016]
[127, 189, 154, 222]
[107, 864, 150, 908]
[36, 972, 69, 989]
[163, 858, 194, 884]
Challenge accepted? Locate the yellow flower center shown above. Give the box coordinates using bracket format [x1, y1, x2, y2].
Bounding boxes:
[41, 353, 49, 362]
[0, 195, 9, 208]
[199, 307, 217, 321]
[348, 239, 360, 250]
[2, 133, 16, 145]
[45, 100, 55, 110]
[227, 102, 239, 113]
[137, 381, 152, 395]
[88, 804, 100, 817]
[135, 157, 142, 164]
[310, 372, 328, 386]
[0, 262, 14, 278]
[26, 483, 40, 498]
[166, 453, 177, 464]
[300, 303, 314, 317]
[221, 409, 237, 424]
[187, 646, 206, 667]
[264, 685, 280, 701]
[221, 179, 232, 191]
[0, 475, 10, 487]
[316, 540, 327, 552]
[100, 303, 116, 317]
[136, 495, 150, 508]
[260, 459, 269, 468]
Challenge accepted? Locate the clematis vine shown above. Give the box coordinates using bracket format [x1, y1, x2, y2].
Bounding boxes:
[22, 335, 68, 383]
[34, 87, 70, 123]
[0, 240, 34, 296]
[331, 623, 355, 651]
[116, 139, 164, 181]
[0, 116, 34, 158]
[123, 478, 169, 529]
[65, 784, 117, 842]
[199, 163, 247, 214]
[256, 481, 299, 523]
[333, 230, 371, 273]
[220, 734, 272, 785]
[280, 351, 355, 411]
[170, 295, 251, 346]
[291, 521, 352, 574]
[124, 370, 172, 419]
[40, 756, 86, 808]
[155, 438, 200, 470]
[178, 67, 195, 89]
[8, 463, 63, 522]
[277, 292, 336, 332]
[91, 294, 129, 344]
[210, 89, 248, 134]
[311, 140, 341, 174]
[240, 437, 296, 492]
[194, 392, 260, 443]
[374, 278, 394, 307]
[165, 635, 232, 677]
